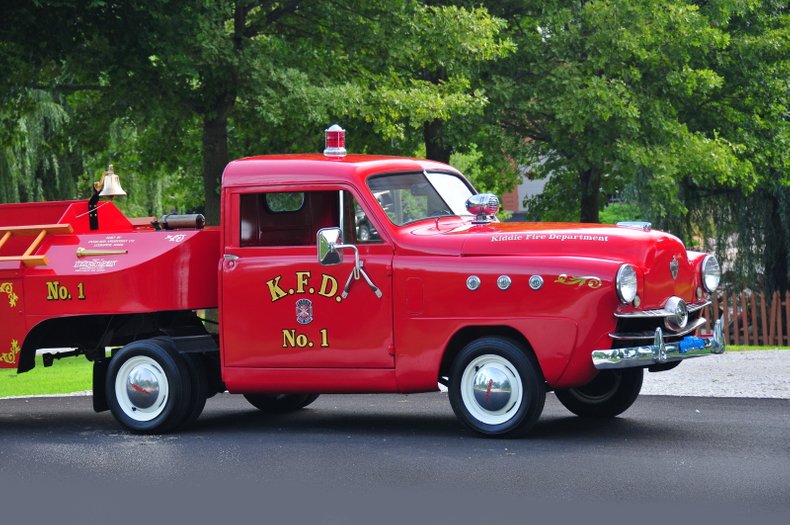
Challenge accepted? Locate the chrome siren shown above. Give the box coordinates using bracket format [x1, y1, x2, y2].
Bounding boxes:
[466, 194, 499, 224]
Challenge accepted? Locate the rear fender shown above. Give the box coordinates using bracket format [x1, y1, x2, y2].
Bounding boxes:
[18, 310, 209, 373]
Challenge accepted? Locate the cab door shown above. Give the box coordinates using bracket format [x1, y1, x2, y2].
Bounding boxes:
[221, 188, 394, 369]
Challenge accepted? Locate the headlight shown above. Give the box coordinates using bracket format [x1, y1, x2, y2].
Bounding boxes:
[616, 264, 638, 304]
[701, 255, 721, 292]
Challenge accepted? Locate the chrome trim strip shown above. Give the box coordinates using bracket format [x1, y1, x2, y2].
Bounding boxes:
[593, 320, 725, 370]
[609, 317, 706, 340]
[614, 301, 710, 319]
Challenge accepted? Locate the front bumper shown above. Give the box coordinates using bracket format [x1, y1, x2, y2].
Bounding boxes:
[592, 319, 725, 370]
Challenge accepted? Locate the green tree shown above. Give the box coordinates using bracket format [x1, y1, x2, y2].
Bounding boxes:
[1, 1, 512, 225]
[338, 4, 513, 164]
[674, 0, 789, 292]
[0, 90, 78, 204]
[487, 0, 755, 223]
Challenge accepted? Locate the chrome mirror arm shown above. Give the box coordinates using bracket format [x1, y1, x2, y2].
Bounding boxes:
[333, 243, 382, 299]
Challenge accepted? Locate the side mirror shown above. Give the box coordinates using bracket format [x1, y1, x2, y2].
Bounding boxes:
[317, 227, 343, 265]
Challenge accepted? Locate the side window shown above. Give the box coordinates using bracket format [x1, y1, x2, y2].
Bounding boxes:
[265, 192, 304, 212]
[344, 191, 383, 244]
[240, 190, 340, 247]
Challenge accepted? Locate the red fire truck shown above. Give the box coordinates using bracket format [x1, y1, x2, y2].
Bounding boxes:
[0, 126, 724, 437]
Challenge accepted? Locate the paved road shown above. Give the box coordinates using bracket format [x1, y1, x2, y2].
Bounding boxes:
[1, 392, 787, 524]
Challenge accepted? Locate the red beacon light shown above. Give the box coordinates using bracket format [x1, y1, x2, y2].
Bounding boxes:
[323, 124, 347, 159]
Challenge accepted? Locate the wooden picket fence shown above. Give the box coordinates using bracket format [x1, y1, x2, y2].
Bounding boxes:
[699, 291, 790, 346]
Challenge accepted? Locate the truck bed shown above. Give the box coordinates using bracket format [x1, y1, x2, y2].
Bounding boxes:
[0, 200, 219, 369]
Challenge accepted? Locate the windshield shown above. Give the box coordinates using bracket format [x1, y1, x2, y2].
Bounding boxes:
[367, 171, 475, 226]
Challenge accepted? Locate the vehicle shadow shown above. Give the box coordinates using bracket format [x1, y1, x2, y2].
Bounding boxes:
[182, 394, 688, 444]
[0, 393, 695, 444]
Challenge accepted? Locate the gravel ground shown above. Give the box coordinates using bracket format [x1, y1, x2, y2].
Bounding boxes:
[641, 350, 790, 398]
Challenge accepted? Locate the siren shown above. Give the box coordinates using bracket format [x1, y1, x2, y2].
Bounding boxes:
[466, 193, 500, 224]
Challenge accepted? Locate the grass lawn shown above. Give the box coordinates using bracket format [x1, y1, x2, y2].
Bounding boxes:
[1, 345, 787, 398]
[0, 355, 92, 398]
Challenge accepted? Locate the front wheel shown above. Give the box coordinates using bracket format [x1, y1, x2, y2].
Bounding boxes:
[554, 368, 643, 418]
[448, 337, 545, 438]
[106, 339, 192, 433]
[244, 393, 320, 413]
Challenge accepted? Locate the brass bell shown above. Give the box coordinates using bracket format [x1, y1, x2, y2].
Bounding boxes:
[98, 164, 127, 198]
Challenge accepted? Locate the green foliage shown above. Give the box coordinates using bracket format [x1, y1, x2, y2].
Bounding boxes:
[599, 202, 648, 225]
[492, 0, 758, 223]
[319, 3, 513, 143]
[665, 0, 789, 292]
[1, 90, 94, 207]
[523, 169, 580, 222]
[450, 145, 519, 198]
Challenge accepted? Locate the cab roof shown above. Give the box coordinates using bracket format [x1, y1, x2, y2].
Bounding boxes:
[221, 154, 460, 189]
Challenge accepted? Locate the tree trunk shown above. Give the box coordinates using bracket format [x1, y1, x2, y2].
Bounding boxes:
[579, 167, 601, 223]
[423, 119, 452, 164]
[764, 190, 788, 294]
[201, 113, 228, 226]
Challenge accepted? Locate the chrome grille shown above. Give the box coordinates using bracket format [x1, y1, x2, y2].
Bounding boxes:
[610, 301, 710, 343]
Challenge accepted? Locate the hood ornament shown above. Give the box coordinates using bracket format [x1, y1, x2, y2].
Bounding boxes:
[669, 256, 679, 280]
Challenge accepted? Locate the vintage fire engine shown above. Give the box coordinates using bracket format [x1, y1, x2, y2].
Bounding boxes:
[0, 126, 725, 437]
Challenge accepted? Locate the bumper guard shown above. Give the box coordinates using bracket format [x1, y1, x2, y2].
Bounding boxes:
[592, 319, 725, 370]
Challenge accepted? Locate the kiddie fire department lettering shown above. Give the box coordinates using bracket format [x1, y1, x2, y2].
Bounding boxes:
[0, 125, 725, 438]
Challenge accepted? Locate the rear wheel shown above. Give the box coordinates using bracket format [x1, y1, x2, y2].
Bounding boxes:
[448, 337, 545, 438]
[244, 393, 320, 413]
[106, 339, 191, 433]
[147, 337, 208, 428]
[554, 368, 643, 418]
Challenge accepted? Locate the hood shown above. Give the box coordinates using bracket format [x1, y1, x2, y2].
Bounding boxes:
[454, 222, 684, 263]
[403, 219, 699, 309]
[465, 221, 696, 304]
[405, 219, 688, 271]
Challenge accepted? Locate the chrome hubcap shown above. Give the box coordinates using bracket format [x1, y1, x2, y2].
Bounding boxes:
[115, 355, 169, 422]
[126, 365, 161, 409]
[461, 354, 523, 425]
[472, 365, 512, 412]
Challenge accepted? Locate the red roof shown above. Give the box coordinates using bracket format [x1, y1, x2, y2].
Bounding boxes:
[221, 154, 460, 189]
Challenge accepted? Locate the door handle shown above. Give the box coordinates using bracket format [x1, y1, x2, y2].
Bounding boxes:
[223, 254, 239, 269]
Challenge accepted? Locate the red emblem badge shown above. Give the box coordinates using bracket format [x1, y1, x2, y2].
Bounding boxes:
[296, 298, 313, 325]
